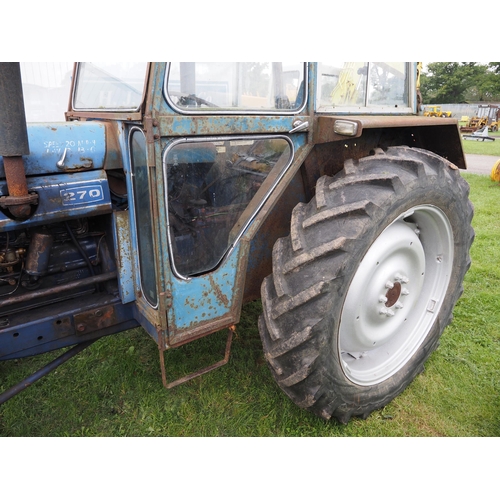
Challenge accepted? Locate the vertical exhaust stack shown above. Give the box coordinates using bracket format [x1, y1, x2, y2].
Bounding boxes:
[0, 62, 38, 219]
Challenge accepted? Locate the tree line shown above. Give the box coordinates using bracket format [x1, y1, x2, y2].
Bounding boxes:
[420, 62, 500, 104]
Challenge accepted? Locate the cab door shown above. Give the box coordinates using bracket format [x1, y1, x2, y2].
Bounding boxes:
[150, 62, 310, 349]
[160, 134, 299, 347]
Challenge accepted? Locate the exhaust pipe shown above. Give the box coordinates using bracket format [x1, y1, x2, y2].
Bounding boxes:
[0, 62, 38, 219]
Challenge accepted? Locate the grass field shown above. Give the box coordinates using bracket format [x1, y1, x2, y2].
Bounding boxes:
[0, 173, 499, 437]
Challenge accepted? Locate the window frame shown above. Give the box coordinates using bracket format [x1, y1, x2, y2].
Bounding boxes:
[129, 126, 159, 308]
[163, 62, 308, 116]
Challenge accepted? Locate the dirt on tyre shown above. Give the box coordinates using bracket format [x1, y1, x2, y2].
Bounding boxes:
[258, 146, 474, 423]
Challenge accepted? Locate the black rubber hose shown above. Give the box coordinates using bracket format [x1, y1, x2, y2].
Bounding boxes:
[64, 221, 100, 292]
[64, 221, 95, 276]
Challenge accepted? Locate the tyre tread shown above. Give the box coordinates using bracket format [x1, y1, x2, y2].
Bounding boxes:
[258, 146, 474, 423]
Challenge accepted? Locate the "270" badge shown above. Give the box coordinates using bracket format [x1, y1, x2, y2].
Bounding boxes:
[60, 185, 104, 205]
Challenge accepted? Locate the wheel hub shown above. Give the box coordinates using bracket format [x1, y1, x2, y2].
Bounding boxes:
[338, 205, 454, 386]
[340, 220, 425, 352]
[384, 280, 401, 308]
[379, 275, 410, 315]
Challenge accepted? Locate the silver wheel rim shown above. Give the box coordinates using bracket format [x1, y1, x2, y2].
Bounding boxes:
[339, 205, 454, 386]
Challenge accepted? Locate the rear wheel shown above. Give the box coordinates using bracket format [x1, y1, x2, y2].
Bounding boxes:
[259, 146, 474, 423]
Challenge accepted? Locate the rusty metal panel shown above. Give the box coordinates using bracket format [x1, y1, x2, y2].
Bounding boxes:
[73, 305, 119, 335]
[314, 115, 459, 144]
[313, 115, 466, 169]
[243, 169, 307, 302]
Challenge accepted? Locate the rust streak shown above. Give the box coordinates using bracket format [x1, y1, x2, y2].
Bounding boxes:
[208, 275, 230, 309]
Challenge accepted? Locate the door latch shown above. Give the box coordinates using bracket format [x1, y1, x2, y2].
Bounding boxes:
[289, 119, 309, 134]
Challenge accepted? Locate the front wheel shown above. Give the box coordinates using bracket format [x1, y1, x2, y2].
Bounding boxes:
[259, 146, 474, 423]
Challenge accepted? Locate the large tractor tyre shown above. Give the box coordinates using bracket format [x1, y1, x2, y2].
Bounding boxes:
[258, 146, 474, 423]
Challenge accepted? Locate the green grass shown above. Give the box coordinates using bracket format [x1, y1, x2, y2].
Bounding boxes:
[461, 130, 500, 155]
[0, 173, 499, 437]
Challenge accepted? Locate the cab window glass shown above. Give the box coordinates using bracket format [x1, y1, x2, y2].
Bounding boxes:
[165, 137, 292, 277]
[73, 62, 147, 110]
[317, 62, 409, 112]
[166, 63, 305, 113]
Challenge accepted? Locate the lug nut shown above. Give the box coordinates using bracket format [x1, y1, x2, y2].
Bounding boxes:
[379, 307, 395, 317]
[395, 273, 409, 284]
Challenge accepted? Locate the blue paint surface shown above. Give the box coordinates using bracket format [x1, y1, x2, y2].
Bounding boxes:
[0, 122, 106, 177]
[112, 211, 136, 304]
[0, 300, 137, 360]
[170, 248, 241, 329]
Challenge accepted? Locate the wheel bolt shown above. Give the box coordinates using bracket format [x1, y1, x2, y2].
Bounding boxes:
[379, 295, 388, 303]
[395, 273, 409, 284]
[401, 287, 410, 296]
[395, 301, 404, 309]
[379, 307, 395, 317]
[385, 281, 394, 289]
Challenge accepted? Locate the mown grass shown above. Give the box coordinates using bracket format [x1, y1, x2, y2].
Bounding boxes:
[461, 130, 500, 155]
[0, 173, 499, 437]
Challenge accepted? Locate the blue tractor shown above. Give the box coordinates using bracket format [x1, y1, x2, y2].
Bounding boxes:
[0, 62, 473, 423]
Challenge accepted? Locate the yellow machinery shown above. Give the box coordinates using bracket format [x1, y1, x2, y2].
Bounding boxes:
[423, 105, 452, 117]
[491, 159, 500, 182]
[461, 104, 500, 133]
[459, 116, 470, 127]
[330, 62, 367, 105]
